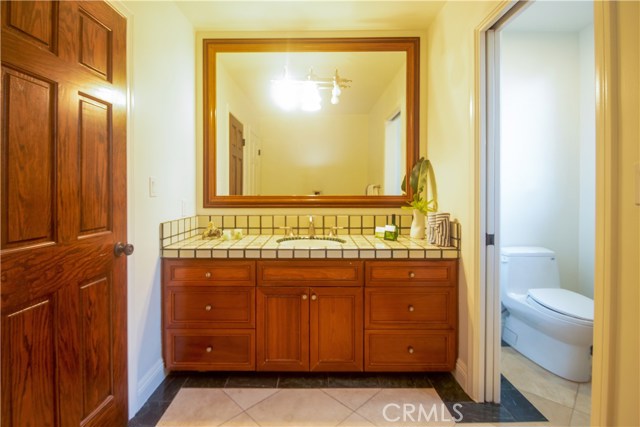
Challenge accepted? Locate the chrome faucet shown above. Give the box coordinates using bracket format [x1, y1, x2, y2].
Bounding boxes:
[308, 215, 316, 238]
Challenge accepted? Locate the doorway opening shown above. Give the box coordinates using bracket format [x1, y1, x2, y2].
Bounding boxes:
[483, 1, 595, 424]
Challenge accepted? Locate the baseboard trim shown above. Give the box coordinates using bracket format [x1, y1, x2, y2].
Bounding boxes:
[453, 358, 469, 397]
[137, 358, 166, 408]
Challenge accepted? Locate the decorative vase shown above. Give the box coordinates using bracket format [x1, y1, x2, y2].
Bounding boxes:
[410, 209, 426, 239]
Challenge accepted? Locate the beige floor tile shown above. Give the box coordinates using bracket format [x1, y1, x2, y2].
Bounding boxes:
[223, 388, 279, 410]
[157, 388, 243, 427]
[323, 388, 381, 411]
[337, 412, 376, 427]
[502, 347, 579, 408]
[246, 388, 352, 426]
[574, 382, 591, 415]
[221, 412, 260, 427]
[356, 388, 454, 426]
[569, 410, 590, 427]
[522, 391, 573, 427]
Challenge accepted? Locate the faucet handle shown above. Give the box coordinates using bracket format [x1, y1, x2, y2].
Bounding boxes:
[328, 226, 344, 237]
[279, 226, 295, 237]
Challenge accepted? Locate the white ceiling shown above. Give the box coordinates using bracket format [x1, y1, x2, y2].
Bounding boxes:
[173, 1, 445, 32]
[219, 51, 405, 113]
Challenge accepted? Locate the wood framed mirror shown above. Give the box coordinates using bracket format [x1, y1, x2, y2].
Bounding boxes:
[203, 37, 419, 208]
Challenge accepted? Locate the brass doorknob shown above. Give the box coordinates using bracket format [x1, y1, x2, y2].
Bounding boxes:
[114, 242, 134, 257]
[311, 294, 317, 301]
[302, 294, 308, 300]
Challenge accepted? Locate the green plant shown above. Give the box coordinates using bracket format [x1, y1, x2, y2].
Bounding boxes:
[401, 157, 438, 214]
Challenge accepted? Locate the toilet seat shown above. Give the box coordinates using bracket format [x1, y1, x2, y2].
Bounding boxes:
[527, 288, 594, 322]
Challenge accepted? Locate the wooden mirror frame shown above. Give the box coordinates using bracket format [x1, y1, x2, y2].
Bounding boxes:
[203, 37, 419, 208]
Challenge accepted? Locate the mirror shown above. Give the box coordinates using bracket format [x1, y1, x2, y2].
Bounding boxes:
[203, 37, 419, 208]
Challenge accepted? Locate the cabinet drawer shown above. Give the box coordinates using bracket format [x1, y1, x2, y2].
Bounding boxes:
[365, 288, 456, 329]
[165, 287, 255, 328]
[365, 260, 457, 287]
[258, 261, 363, 287]
[163, 259, 255, 286]
[165, 330, 255, 370]
[364, 331, 456, 371]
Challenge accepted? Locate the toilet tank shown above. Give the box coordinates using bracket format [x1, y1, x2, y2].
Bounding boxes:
[500, 246, 560, 296]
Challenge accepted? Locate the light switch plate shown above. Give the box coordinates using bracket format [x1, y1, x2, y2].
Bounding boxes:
[149, 176, 158, 198]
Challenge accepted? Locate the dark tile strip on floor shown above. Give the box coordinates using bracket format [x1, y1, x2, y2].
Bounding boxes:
[128, 372, 546, 426]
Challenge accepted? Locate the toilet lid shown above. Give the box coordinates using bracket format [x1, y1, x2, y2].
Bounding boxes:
[528, 288, 594, 321]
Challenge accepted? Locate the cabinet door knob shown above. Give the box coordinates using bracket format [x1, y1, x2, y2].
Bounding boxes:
[205, 272, 211, 278]
[205, 304, 212, 311]
[408, 346, 415, 354]
[206, 346, 213, 353]
[302, 294, 308, 300]
[408, 305, 415, 312]
[311, 294, 317, 301]
[409, 271, 415, 278]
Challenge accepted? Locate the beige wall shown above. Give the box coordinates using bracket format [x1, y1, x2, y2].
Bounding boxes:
[258, 113, 369, 195]
[368, 63, 407, 195]
[112, 0, 196, 417]
[216, 61, 262, 195]
[426, 0, 503, 397]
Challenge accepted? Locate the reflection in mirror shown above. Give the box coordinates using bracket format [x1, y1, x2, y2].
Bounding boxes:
[203, 38, 419, 207]
[216, 51, 406, 196]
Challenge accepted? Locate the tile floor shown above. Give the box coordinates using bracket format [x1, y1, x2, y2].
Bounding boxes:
[129, 347, 590, 427]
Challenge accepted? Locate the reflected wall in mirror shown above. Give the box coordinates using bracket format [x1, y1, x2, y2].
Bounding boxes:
[203, 38, 419, 208]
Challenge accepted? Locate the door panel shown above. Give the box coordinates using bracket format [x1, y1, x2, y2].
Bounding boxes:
[256, 287, 309, 371]
[1, 66, 57, 250]
[4, 1, 57, 51]
[310, 287, 363, 371]
[1, 300, 57, 427]
[1, 1, 128, 426]
[78, 95, 112, 236]
[80, 277, 113, 419]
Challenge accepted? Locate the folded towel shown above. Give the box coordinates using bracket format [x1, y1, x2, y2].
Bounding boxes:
[366, 184, 381, 195]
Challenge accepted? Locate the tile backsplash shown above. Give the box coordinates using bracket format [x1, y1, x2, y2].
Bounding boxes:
[160, 214, 461, 250]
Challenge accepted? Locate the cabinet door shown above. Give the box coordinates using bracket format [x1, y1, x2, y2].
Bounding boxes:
[256, 287, 309, 371]
[310, 287, 363, 371]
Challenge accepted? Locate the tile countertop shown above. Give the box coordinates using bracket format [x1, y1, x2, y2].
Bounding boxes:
[161, 234, 459, 260]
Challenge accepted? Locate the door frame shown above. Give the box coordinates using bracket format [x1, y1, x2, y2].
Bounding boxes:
[475, 1, 614, 422]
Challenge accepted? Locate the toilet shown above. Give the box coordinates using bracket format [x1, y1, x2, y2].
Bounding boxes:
[500, 246, 594, 382]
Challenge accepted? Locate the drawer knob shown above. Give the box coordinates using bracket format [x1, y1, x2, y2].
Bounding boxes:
[205, 304, 212, 311]
[408, 305, 415, 312]
[408, 346, 415, 354]
[206, 346, 213, 353]
[311, 294, 317, 301]
[205, 272, 211, 278]
[409, 272, 415, 278]
[302, 294, 308, 300]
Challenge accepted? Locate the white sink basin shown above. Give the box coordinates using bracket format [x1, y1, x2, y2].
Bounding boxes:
[277, 237, 345, 249]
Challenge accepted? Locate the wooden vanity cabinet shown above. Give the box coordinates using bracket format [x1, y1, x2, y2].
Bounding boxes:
[364, 260, 458, 371]
[162, 258, 457, 373]
[256, 261, 364, 372]
[162, 259, 256, 371]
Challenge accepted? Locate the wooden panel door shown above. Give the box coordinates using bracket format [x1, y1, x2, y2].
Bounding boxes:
[310, 287, 363, 371]
[256, 287, 309, 371]
[1, 1, 128, 426]
[229, 113, 243, 196]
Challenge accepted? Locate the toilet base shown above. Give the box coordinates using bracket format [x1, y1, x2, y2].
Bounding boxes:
[503, 314, 592, 382]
